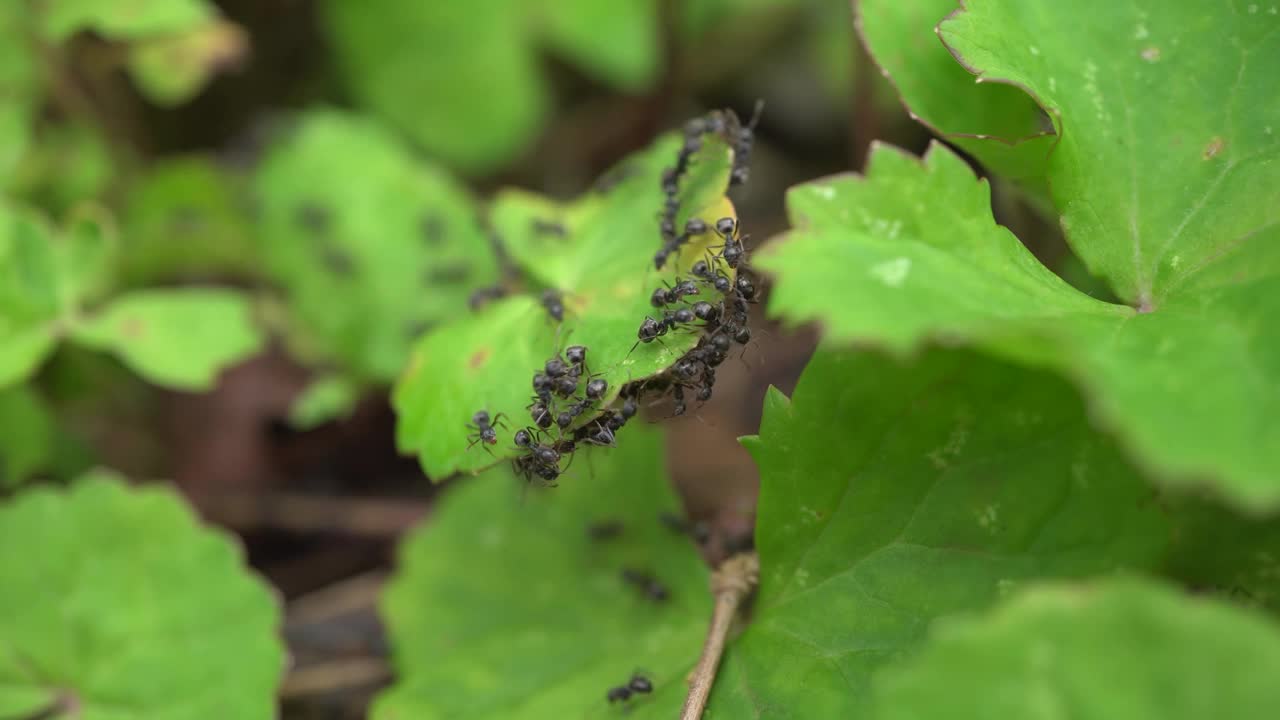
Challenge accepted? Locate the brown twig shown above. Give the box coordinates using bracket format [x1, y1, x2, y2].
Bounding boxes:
[191, 492, 428, 538]
[680, 552, 759, 719]
[280, 657, 391, 698]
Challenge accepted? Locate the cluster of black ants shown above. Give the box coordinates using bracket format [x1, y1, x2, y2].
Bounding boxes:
[465, 108, 759, 492]
[463, 109, 759, 706]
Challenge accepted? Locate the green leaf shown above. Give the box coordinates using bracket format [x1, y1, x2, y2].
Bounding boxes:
[5, 123, 114, 214]
[872, 578, 1280, 720]
[70, 289, 262, 390]
[321, 0, 661, 172]
[254, 110, 500, 381]
[0, 385, 54, 488]
[288, 374, 359, 430]
[761, 141, 1280, 508]
[0, 470, 284, 718]
[120, 156, 256, 284]
[0, 6, 40, 186]
[394, 132, 736, 479]
[374, 425, 710, 719]
[534, 0, 659, 91]
[126, 19, 248, 106]
[938, 0, 1280, 308]
[712, 347, 1171, 716]
[0, 206, 67, 388]
[39, 0, 213, 41]
[857, 0, 1054, 187]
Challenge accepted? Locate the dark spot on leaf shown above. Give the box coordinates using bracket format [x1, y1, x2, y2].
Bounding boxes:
[530, 218, 567, 238]
[405, 319, 437, 341]
[420, 213, 446, 246]
[424, 262, 471, 285]
[468, 348, 490, 370]
[168, 206, 204, 232]
[1203, 137, 1225, 160]
[317, 242, 354, 276]
[295, 202, 331, 235]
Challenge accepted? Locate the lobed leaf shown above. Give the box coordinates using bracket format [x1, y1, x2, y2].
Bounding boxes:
[760, 140, 1280, 508]
[394, 133, 736, 479]
[857, 0, 1054, 190]
[0, 470, 285, 719]
[939, 0, 1280, 308]
[374, 425, 710, 719]
[120, 156, 256, 284]
[872, 578, 1280, 720]
[711, 347, 1172, 715]
[70, 289, 262, 391]
[254, 110, 500, 381]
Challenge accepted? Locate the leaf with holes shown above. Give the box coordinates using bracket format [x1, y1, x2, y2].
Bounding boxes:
[394, 132, 737, 479]
[761, 138, 1280, 508]
[321, 0, 660, 172]
[374, 425, 709, 719]
[254, 110, 500, 381]
[705, 347, 1172, 716]
[872, 578, 1280, 720]
[0, 470, 284, 718]
[70, 289, 262, 390]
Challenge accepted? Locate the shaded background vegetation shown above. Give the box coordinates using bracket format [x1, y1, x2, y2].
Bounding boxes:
[1, 1, 1081, 715]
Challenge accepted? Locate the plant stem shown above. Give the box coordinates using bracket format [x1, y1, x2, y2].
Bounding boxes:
[680, 552, 759, 720]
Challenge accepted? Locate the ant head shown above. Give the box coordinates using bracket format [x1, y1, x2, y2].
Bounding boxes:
[514, 428, 533, 447]
[565, 345, 587, 365]
[586, 378, 608, 399]
[715, 217, 736, 236]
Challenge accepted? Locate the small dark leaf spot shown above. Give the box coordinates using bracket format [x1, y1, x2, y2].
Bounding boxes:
[424, 262, 472, 285]
[168, 206, 204, 231]
[1203, 137, 1225, 160]
[405, 319, 437, 341]
[295, 202, 331, 235]
[468, 348, 490, 370]
[420, 213, 446, 246]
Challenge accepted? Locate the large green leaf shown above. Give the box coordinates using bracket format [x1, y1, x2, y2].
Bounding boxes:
[374, 425, 710, 719]
[38, 0, 212, 41]
[857, 0, 1054, 188]
[872, 578, 1280, 720]
[0, 470, 284, 718]
[254, 110, 500, 381]
[0, 385, 54, 488]
[120, 156, 256, 284]
[394, 132, 736, 479]
[321, 0, 661, 172]
[760, 141, 1280, 508]
[70, 289, 262, 390]
[707, 347, 1170, 716]
[940, 0, 1279, 307]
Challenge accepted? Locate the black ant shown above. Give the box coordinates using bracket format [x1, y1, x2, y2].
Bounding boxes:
[468, 285, 507, 311]
[621, 568, 669, 602]
[466, 410, 506, 453]
[513, 428, 563, 485]
[660, 512, 712, 545]
[540, 289, 565, 322]
[606, 673, 654, 704]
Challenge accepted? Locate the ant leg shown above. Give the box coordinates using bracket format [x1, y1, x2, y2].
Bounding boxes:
[492, 412, 509, 429]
